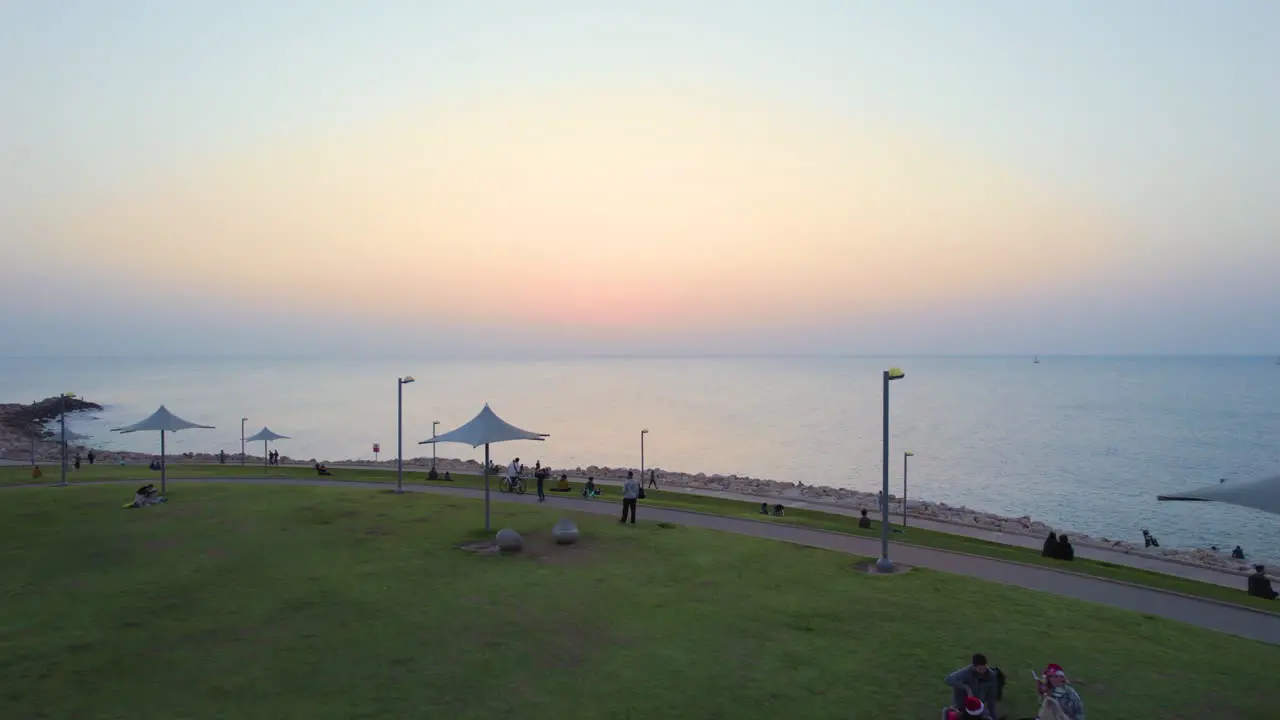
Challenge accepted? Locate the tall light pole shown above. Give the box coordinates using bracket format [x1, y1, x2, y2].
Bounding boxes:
[640, 429, 649, 482]
[877, 368, 905, 573]
[902, 451, 914, 528]
[432, 421, 440, 472]
[59, 392, 75, 487]
[397, 376, 416, 493]
[240, 418, 247, 466]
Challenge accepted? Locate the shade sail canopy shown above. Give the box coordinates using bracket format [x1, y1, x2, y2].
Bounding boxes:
[245, 427, 290, 442]
[112, 405, 215, 433]
[420, 404, 548, 448]
[1158, 474, 1280, 516]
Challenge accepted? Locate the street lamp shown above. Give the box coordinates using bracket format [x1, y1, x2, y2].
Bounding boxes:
[397, 376, 416, 493]
[431, 421, 440, 472]
[902, 451, 914, 528]
[60, 392, 75, 487]
[640, 429, 649, 483]
[240, 418, 247, 466]
[877, 367, 905, 573]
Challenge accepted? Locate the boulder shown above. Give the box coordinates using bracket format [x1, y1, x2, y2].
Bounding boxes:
[495, 528, 523, 552]
[552, 518, 580, 545]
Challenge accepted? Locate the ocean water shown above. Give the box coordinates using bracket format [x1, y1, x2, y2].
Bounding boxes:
[2, 355, 1278, 555]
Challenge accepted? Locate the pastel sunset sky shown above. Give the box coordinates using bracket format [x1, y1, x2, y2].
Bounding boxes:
[2, 1, 1277, 355]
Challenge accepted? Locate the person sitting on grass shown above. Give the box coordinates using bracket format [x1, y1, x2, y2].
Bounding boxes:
[760, 502, 770, 515]
[582, 477, 600, 498]
[1055, 534, 1075, 561]
[772, 504, 785, 516]
[945, 653, 1001, 720]
[1043, 531, 1059, 557]
[314, 462, 333, 476]
[858, 508, 872, 529]
[553, 474, 571, 492]
[126, 484, 166, 508]
[1035, 663, 1085, 720]
[32, 465, 42, 479]
[1248, 565, 1278, 600]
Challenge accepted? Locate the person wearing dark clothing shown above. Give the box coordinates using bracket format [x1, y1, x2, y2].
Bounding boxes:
[536, 466, 546, 502]
[1043, 531, 1059, 558]
[858, 509, 872, 529]
[620, 474, 640, 524]
[945, 654, 1000, 719]
[73, 453, 81, 470]
[1056, 534, 1075, 561]
[1249, 565, 1278, 600]
[761, 502, 770, 515]
[1232, 546, 1246, 560]
[648, 469, 657, 489]
[87, 450, 95, 465]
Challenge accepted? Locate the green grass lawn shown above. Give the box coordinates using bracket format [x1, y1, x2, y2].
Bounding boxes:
[5, 462, 1274, 615]
[2, 483, 1275, 718]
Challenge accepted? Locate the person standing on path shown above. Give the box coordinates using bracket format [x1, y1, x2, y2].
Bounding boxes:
[536, 463, 546, 502]
[620, 471, 640, 524]
[87, 450, 95, 465]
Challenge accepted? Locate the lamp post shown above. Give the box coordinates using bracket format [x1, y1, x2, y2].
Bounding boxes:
[432, 421, 440, 472]
[240, 418, 247, 466]
[877, 368, 905, 573]
[902, 451, 914, 528]
[397, 376, 416, 493]
[640, 429, 649, 482]
[59, 392, 75, 487]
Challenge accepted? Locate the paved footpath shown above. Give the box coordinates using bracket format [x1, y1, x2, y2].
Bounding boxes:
[12, 477, 1280, 645]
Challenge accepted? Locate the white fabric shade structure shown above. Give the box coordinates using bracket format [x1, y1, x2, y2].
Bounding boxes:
[244, 427, 290, 470]
[420, 404, 548, 530]
[112, 405, 214, 493]
[1158, 474, 1280, 516]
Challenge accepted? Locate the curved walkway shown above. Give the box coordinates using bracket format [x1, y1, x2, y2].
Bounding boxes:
[13, 477, 1280, 645]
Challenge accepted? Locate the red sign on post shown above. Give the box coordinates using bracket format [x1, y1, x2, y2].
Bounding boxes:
[373, 443, 381, 454]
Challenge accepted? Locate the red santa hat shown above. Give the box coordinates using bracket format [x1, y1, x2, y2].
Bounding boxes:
[1044, 663, 1067, 678]
[963, 696, 986, 715]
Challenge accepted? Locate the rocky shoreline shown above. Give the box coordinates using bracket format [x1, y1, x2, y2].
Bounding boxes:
[1, 396, 1265, 577]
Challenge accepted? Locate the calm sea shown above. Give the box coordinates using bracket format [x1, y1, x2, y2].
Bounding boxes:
[3, 355, 1278, 555]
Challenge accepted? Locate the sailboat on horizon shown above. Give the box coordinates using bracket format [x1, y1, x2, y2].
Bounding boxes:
[1033, 354, 1040, 364]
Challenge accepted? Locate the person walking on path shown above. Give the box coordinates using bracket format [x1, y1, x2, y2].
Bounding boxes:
[87, 450, 95, 465]
[536, 463, 546, 502]
[648, 469, 657, 489]
[620, 472, 640, 524]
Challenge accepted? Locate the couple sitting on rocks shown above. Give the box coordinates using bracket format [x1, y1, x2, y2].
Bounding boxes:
[943, 654, 1084, 720]
[1041, 532, 1075, 561]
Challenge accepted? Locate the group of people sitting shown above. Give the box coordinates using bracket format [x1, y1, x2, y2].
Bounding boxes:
[759, 502, 785, 516]
[313, 462, 333, 476]
[943, 653, 1084, 720]
[1041, 532, 1075, 561]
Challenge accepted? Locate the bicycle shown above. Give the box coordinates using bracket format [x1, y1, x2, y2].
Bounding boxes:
[499, 476, 526, 494]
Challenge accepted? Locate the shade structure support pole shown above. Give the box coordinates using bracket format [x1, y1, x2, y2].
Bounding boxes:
[876, 370, 893, 573]
[160, 430, 167, 495]
[484, 443, 491, 531]
[902, 454, 909, 528]
[59, 396, 68, 487]
[264, 440, 269, 474]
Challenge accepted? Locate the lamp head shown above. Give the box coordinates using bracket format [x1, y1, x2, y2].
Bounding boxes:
[886, 367, 905, 381]
[905, 451, 914, 457]
[241, 417, 248, 422]
[401, 375, 416, 384]
[642, 428, 649, 435]
[63, 392, 76, 398]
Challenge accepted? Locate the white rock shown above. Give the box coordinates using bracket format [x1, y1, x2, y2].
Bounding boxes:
[495, 528, 523, 552]
[552, 518, 579, 545]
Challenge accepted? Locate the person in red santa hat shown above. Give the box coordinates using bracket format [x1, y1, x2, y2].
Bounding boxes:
[1036, 663, 1085, 720]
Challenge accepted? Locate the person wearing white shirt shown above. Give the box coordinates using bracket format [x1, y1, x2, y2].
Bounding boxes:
[620, 471, 640, 524]
[506, 458, 520, 491]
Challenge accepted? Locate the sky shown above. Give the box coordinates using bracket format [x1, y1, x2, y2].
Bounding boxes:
[1, 1, 1277, 356]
